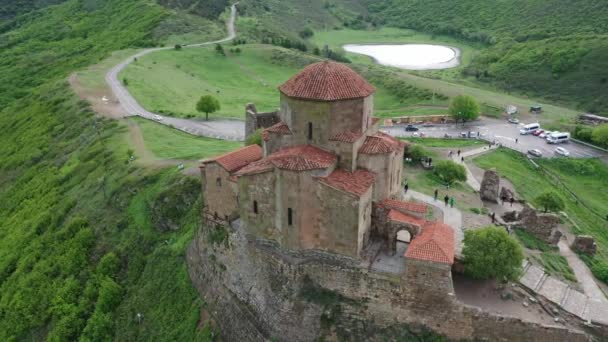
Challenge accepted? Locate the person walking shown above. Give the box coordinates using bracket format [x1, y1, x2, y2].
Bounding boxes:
[457, 150, 461, 157]
[461, 156, 464, 163]
[449, 196, 455, 208]
[428, 157, 433, 167]
[448, 150, 453, 157]
[491, 212, 496, 224]
[510, 197, 514, 207]
[434, 189, 438, 201]
[444, 195, 449, 206]
[404, 183, 409, 194]
[515, 138, 518, 144]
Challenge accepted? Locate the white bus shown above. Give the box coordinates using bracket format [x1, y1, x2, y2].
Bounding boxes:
[547, 132, 570, 144]
[519, 123, 540, 135]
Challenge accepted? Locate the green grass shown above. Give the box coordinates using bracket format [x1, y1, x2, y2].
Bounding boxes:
[474, 148, 608, 283]
[403, 137, 485, 148]
[135, 118, 242, 160]
[514, 229, 556, 252]
[120, 44, 443, 119]
[534, 253, 577, 283]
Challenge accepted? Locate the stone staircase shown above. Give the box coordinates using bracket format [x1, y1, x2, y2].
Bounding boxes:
[519, 260, 608, 325]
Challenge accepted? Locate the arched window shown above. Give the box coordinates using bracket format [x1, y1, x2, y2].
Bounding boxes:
[216, 177, 222, 187]
[253, 200, 258, 214]
[288, 208, 293, 226]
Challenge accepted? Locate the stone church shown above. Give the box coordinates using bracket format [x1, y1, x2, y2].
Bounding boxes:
[200, 61, 454, 271]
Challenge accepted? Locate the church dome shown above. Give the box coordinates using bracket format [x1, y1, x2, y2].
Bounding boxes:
[279, 61, 375, 101]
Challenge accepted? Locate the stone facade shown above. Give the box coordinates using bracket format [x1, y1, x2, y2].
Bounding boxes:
[200, 162, 239, 221]
[480, 168, 500, 202]
[245, 102, 279, 139]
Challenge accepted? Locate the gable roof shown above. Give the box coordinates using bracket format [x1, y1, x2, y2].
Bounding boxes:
[202, 144, 263, 173]
[262, 121, 292, 142]
[359, 132, 406, 154]
[317, 169, 376, 197]
[405, 222, 454, 265]
[279, 61, 375, 101]
[328, 131, 363, 143]
[387, 209, 426, 227]
[236, 145, 337, 176]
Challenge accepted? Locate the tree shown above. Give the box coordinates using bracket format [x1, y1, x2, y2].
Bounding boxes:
[215, 43, 225, 56]
[196, 95, 220, 121]
[174, 44, 182, 50]
[449, 95, 480, 124]
[463, 226, 524, 280]
[535, 191, 565, 213]
[433, 160, 467, 185]
[592, 124, 608, 148]
[245, 128, 263, 146]
[299, 27, 314, 39]
[122, 78, 128, 86]
[405, 144, 428, 161]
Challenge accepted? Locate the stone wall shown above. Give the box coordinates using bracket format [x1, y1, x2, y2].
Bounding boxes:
[480, 169, 500, 203]
[201, 163, 238, 220]
[357, 149, 403, 201]
[520, 205, 562, 245]
[186, 220, 591, 342]
[245, 103, 279, 139]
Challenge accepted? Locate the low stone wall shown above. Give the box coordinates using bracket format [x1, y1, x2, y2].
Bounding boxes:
[186, 220, 591, 341]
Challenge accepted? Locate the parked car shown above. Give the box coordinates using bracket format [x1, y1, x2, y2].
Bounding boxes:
[555, 147, 570, 157]
[154, 115, 163, 121]
[539, 131, 552, 138]
[405, 125, 419, 132]
[532, 129, 545, 136]
[527, 149, 543, 157]
[508, 117, 520, 124]
[444, 133, 453, 138]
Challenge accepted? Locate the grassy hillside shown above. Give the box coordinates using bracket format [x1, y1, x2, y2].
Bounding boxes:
[0, 0, 228, 339]
[474, 149, 608, 284]
[0, 0, 66, 21]
[366, 0, 608, 115]
[120, 44, 448, 119]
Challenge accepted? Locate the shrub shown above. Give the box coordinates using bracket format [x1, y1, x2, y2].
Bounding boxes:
[591, 260, 608, 283]
[246, 128, 263, 146]
[433, 160, 467, 185]
[463, 226, 524, 280]
[449, 95, 480, 124]
[535, 191, 565, 213]
[405, 144, 429, 161]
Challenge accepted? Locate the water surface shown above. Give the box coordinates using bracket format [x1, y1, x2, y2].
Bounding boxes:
[343, 44, 460, 70]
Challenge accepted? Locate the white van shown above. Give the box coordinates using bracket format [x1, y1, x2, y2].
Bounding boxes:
[520, 123, 540, 135]
[547, 132, 570, 144]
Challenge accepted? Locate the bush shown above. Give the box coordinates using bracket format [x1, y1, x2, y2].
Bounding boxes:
[534, 191, 565, 213]
[405, 144, 429, 161]
[463, 226, 524, 280]
[246, 128, 263, 146]
[591, 260, 608, 283]
[449, 95, 480, 124]
[433, 160, 467, 185]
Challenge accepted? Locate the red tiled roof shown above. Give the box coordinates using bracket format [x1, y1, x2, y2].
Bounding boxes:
[263, 121, 292, 142]
[329, 131, 363, 143]
[203, 144, 263, 173]
[279, 61, 375, 101]
[359, 132, 406, 154]
[387, 209, 426, 227]
[405, 222, 454, 264]
[317, 169, 376, 197]
[236, 145, 337, 175]
[380, 199, 428, 214]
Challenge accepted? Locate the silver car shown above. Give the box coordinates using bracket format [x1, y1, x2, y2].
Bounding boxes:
[527, 149, 542, 157]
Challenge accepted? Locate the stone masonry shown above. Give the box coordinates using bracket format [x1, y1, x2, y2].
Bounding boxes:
[480, 168, 500, 203]
[572, 235, 597, 256]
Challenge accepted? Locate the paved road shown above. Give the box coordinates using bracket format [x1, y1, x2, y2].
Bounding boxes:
[105, 4, 245, 141]
[383, 118, 606, 160]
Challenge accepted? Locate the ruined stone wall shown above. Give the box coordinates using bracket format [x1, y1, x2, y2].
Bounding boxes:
[520, 206, 562, 245]
[187, 223, 590, 341]
[401, 259, 454, 303]
[245, 103, 279, 139]
[202, 163, 238, 220]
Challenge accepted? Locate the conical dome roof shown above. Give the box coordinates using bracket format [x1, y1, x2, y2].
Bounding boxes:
[279, 61, 375, 101]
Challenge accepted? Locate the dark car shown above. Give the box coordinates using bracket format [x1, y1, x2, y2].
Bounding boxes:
[405, 125, 419, 132]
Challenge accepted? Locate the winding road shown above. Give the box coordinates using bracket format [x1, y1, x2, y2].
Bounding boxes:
[105, 4, 245, 141]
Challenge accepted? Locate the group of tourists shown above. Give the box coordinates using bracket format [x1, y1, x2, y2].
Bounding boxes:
[434, 189, 455, 208]
[448, 149, 464, 162]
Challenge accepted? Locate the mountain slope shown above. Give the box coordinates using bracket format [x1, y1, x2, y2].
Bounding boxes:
[366, 0, 608, 114]
[0, 0, 216, 340]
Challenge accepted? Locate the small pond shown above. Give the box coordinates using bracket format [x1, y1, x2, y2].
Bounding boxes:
[343, 44, 460, 70]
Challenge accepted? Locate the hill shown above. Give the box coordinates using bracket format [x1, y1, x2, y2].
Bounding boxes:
[365, 0, 608, 115]
[0, 0, 66, 21]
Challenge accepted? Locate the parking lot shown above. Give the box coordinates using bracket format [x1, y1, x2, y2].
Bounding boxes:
[382, 118, 606, 159]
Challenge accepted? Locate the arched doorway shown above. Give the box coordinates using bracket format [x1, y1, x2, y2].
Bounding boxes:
[395, 229, 412, 256]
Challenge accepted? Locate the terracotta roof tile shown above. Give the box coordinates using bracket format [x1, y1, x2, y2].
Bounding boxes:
[405, 222, 454, 264]
[203, 145, 262, 173]
[380, 199, 428, 214]
[317, 169, 376, 197]
[236, 145, 337, 175]
[359, 132, 406, 154]
[263, 122, 292, 141]
[329, 131, 363, 143]
[279, 61, 375, 101]
[387, 209, 426, 227]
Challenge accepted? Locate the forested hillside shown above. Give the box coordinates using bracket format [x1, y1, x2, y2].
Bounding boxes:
[366, 0, 608, 114]
[0, 0, 215, 339]
[0, 0, 66, 21]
